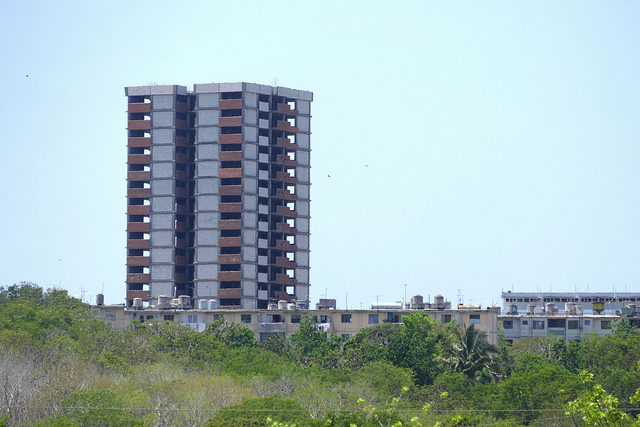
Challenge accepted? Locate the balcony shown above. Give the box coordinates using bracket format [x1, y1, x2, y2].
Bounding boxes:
[276, 222, 297, 234]
[219, 219, 242, 230]
[128, 120, 151, 131]
[277, 120, 298, 133]
[127, 273, 149, 283]
[276, 189, 297, 200]
[219, 185, 242, 195]
[218, 288, 242, 299]
[220, 151, 242, 161]
[276, 206, 297, 218]
[275, 257, 297, 268]
[127, 188, 150, 198]
[275, 171, 298, 184]
[127, 205, 150, 215]
[219, 202, 242, 212]
[128, 137, 150, 148]
[126, 290, 150, 300]
[219, 168, 242, 179]
[127, 256, 149, 267]
[276, 155, 298, 167]
[127, 239, 149, 249]
[219, 271, 241, 281]
[218, 254, 242, 264]
[275, 240, 297, 251]
[128, 103, 150, 113]
[127, 171, 150, 181]
[128, 154, 151, 164]
[127, 222, 150, 233]
[219, 134, 242, 144]
[219, 99, 242, 109]
[219, 237, 241, 247]
[276, 137, 298, 150]
[277, 103, 298, 115]
[276, 274, 298, 286]
[219, 116, 242, 127]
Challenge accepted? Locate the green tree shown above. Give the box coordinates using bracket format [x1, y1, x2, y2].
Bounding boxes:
[439, 324, 496, 381]
[565, 370, 630, 427]
[341, 323, 401, 371]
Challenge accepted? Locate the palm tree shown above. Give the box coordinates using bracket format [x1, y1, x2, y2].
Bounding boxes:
[440, 323, 496, 380]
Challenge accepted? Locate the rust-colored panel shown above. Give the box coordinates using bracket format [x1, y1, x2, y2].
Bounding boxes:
[219, 168, 242, 178]
[175, 256, 187, 265]
[127, 171, 150, 181]
[274, 291, 295, 302]
[219, 99, 242, 109]
[219, 185, 242, 195]
[127, 273, 149, 283]
[177, 102, 187, 113]
[276, 189, 297, 200]
[275, 257, 297, 268]
[175, 136, 187, 146]
[219, 220, 242, 230]
[175, 221, 186, 233]
[176, 205, 188, 215]
[275, 172, 298, 184]
[175, 239, 187, 249]
[127, 205, 150, 215]
[175, 153, 187, 163]
[219, 116, 242, 127]
[176, 170, 187, 181]
[275, 240, 297, 251]
[219, 237, 241, 247]
[219, 134, 242, 144]
[128, 154, 151, 164]
[277, 103, 298, 115]
[128, 103, 151, 113]
[127, 256, 150, 267]
[176, 119, 187, 129]
[276, 274, 298, 286]
[128, 137, 150, 147]
[175, 273, 187, 283]
[276, 155, 298, 167]
[219, 271, 241, 281]
[276, 120, 298, 133]
[276, 206, 297, 217]
[218, 254, 242, 264]
[128, 120, 151, 130]
[219, 202, 242, 212]
[127, 188, 150, 198]
[127, 239, 150, 249]
[175, 187, 187, 199]
[127, 222, 150, 232]
[277, 137, 298, 149]
[126, 290, 150, 300]
[220, 151, 242, 161]
[276, 223, 297, 234]
[218, 288, 242, 299]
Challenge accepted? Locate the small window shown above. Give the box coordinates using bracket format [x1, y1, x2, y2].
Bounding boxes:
[368, 314, 379, 324]
[105, 312, 116, 321]
[146, 315, 154, 320]
[213, 314, 223, 321]
[521, 320, 528, 326]
[341, 314, 352, 323]
[600, 320, 612, 330]
[502, 320, 513, 329]
[241, 314, 252, 324]
[163, 315, 174, 321]
[290, 314, 301, 324]
[584, 319, 591, 326]
[469, 314, 480, 325]
[187, 315, 198, 323]
[533, 320, 545, 330]
[568, 320, 579, 330]
[441, 314, 451, 323]
[139, 315, 145, 322]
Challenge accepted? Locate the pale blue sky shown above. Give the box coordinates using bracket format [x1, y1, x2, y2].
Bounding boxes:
[1, 1, 638, 308]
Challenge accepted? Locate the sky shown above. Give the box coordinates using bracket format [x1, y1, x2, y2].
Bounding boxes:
[1, 1, 639, 309]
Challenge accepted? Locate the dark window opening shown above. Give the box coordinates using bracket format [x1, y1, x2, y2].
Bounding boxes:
[220, 282, 241, 289]
[221, 161, 241, 169]
[219, 298, 241, 306]
[220, 195, 241, 203]
[548, 319, 566, 328]
[221, 144, 242, 152]
[221, 126, 242, 134]
[220, 229, 241, 237]
[220, 212, 241, 220]
[221, 109, 242, 117]
[221, 178, 242, 186]
[221, 92, 242, 100]
[220, 246, 241, 254]
[220, 264, 240, 271]
[502, 320, 513, 329]
[241, 314, 251, 323]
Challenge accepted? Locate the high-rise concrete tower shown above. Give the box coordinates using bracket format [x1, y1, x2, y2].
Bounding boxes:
[125, 82, 311, 309]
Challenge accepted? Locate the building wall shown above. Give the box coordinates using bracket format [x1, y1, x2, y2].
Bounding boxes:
[499, 314, 625, 341]
[93, 306, 499, 345]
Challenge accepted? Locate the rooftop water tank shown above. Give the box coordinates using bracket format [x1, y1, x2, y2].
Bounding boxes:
[209, 299, 218, 310]
[96, 293, 104, 306]
[157, 295, 170, 309]
[132, 298, 143, 310]
[198, 299, 208, 310]
[278, 300, 288, 310]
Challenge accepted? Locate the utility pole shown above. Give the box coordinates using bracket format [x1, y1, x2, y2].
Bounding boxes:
[403, 284, 407, 309]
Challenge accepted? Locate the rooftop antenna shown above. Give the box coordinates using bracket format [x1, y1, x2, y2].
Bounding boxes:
[345, 292, 348, 310]
[457, 289, 463, 306]
[80, 287, 87, 303]
[403, 284, 407, 308]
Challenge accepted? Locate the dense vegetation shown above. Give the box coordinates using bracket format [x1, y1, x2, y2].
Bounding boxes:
[1, 283, 639, 426]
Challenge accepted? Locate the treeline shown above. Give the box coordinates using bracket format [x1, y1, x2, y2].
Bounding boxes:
[1, 283, 639, 426]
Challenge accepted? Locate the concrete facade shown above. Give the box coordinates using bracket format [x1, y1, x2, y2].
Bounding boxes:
[125, 83, 312, 309]
[93, 305, 500, 345]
